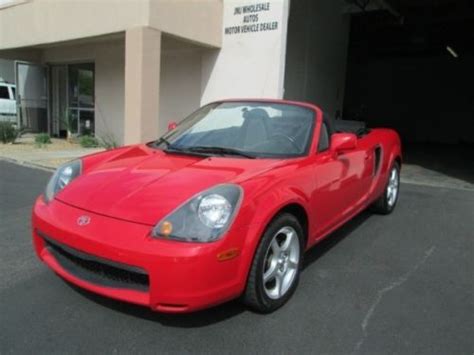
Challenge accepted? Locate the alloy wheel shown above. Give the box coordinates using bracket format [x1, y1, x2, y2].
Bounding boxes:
[262, 226, 300, 300]
[386, 167, 399, 207]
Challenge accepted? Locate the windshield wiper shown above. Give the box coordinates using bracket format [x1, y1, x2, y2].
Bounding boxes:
[155, 138, 205, 156]
[154, 137, 171, 148]
[186, 146, 256, 159]
[162, 145, 210, 157]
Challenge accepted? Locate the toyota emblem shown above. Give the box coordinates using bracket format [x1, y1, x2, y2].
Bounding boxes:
[77, 215, 91, 226]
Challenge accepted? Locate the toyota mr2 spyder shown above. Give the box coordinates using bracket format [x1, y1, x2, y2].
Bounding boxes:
[32, 99, 401, 313]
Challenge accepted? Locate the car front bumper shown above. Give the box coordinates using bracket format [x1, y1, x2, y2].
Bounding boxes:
[32, 197, 253, 313]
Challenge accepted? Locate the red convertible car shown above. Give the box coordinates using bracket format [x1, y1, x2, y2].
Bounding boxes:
[32, 99, 401, 313]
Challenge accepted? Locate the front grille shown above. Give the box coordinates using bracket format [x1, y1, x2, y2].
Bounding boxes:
[39, 233, 149, 292]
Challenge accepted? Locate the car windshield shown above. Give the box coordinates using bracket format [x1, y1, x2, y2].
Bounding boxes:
[151, 102, 315, 158]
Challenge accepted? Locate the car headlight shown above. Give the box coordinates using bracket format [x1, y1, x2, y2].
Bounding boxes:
[44, 160, 82, 203]
[152, 184, 243, 243]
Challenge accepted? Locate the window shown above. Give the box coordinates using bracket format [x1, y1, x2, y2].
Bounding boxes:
[318, 122, 330, 152]
[10, 87, 16, 99]
[68, 63, 95, 135]
[0, 86, 9, 99]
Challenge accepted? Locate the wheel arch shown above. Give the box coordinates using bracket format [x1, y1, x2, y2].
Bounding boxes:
[239, 200, 310, 301]
[237, 180, 313, 295]
[394, 155, 402, 168]
[274, 203, 309, 248]
[387, 130, 402, 171]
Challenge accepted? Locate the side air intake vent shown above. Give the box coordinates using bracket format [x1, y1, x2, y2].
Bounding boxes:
[374, 146, 382, 176]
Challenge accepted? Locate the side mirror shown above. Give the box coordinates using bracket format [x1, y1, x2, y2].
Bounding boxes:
[167, 121, 177, 131]
[331, 133, 357, 153]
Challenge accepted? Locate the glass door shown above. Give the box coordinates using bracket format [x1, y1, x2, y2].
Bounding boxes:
[15, 61, 49, 132]
[68, 63, 95, 136]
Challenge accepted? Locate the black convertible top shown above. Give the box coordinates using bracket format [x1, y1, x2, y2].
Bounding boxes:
[334, 119, 368, 137]
[324, 113, 369, 138]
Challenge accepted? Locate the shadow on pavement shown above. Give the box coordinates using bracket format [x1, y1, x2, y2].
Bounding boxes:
[303, 210, 372, 269]
[66, 281, 247, 327]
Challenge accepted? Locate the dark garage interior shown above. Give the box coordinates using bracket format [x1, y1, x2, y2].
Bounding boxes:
[285, 0, 474, 186]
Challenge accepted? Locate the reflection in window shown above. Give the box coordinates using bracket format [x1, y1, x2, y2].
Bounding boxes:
[68, 63, 94, 109]
[67, 63, 95, 136]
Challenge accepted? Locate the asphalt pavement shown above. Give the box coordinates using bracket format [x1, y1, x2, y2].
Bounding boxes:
[0, 160, 473, 354]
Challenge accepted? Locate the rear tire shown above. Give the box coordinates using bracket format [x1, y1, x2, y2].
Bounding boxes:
[372, 161, 400, 214]
[243, 213, 304, 313]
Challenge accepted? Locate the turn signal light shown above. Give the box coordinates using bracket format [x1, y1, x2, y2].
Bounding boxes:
[217, 248, 240, 261]
[160, 221, 173, 236]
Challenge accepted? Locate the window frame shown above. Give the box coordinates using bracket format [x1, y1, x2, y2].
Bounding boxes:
[317, 121, 330, 153]
[9, 86, 16, 100]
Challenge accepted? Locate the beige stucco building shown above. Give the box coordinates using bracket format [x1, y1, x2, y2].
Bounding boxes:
[0, 0, 225, 144]
[0, 0, 351, 145]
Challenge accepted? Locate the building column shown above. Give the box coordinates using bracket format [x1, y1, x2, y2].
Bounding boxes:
[124, 27, 161, 144]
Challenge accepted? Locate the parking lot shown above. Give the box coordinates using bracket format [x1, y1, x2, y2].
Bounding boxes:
[1, 160, 473, 354]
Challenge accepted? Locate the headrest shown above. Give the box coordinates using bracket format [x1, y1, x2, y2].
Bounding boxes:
[243, 108, 270, 120]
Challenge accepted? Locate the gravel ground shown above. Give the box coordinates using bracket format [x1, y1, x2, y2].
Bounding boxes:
[0, 135, 104, 169]
[0, 135, 81, 152]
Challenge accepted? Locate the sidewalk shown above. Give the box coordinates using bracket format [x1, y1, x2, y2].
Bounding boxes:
[1, 137, 472, 190]
[0, 136, 104, 170]
[400, 164, 474, 191]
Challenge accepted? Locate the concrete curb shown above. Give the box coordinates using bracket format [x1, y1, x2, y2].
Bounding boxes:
[400, 177, 474, 191]
[0, 156, 55, 172]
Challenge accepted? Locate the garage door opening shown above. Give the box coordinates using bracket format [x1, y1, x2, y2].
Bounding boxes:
[284, 0, 474, 188]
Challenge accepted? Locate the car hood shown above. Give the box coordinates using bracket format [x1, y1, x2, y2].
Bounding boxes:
[56, 145, 283, 225]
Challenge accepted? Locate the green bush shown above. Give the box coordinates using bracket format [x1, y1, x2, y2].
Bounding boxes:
[79, 135, 99, 148]
[35, 133, 52, 146]
[0, 122, 18, 144]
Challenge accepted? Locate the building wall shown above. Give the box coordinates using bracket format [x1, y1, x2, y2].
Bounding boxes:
[95, 42, 125, 145]
[201, 0, 290, 104]
[149, 0, 222, 48]
[0, 0, 148, 50]
[42, 40, 125, 145]
[1, 35, 212, 143]
[0, 0, 221, 50]
[284, 0, 350, 117]
[1, 1, 295, 143]
[159, 44, 203, 134]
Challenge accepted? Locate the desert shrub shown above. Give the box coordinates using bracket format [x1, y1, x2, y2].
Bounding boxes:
[79, 135, 99, 148]
[99, 134, 119, 150]
[35, 133, 52, 147]
[0, 122, 17, 144]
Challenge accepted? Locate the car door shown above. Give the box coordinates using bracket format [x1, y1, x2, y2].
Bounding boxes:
[310, 121, 370, 240]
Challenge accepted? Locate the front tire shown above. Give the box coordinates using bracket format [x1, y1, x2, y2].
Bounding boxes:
[372, 161, 400, 214]
[243, 213, 304, 313]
